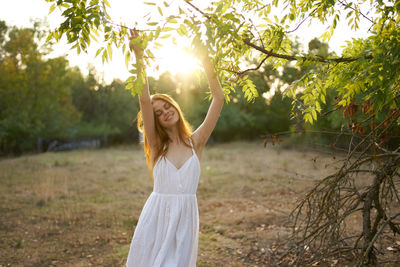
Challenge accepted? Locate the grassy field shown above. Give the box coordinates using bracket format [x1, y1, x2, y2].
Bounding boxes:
[1, 142, 346, 266]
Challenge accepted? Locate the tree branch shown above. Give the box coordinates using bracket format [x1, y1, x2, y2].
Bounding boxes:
[184, 0, 211, 20]
[286, 4, 321, 34]
[243, 39, 373, 63]
[184, 0, 374, 65]
[338, 0, 374, 24]
[222, 55, 270, 75]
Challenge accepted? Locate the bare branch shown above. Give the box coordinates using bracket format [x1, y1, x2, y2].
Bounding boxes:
[359, 212, 400, 266]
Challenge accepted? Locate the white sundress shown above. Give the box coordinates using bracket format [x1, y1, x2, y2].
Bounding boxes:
[126, 140, 200, 267]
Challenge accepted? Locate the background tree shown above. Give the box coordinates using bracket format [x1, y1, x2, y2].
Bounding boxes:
[0, 21, 141, 154]
[0, 22, 81, 154]
[67, 66, 140, 142]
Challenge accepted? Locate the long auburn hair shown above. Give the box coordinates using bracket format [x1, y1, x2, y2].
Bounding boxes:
[137, 94, 193, 171]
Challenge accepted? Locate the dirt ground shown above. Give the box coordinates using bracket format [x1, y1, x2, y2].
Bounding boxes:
[0, 142, 398, 266]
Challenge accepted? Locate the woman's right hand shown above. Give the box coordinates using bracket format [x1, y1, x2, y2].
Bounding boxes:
[129, 28, 144, 59]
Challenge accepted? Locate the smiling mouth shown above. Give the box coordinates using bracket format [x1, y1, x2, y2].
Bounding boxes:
[165, 114, 173, 121]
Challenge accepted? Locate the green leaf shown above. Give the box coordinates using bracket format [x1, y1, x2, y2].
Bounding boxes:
[125, 82, 134, 90]
[75, 43, 81, 55]
[167, 18, 177, 23]
[49, 3, 56, 14]
[304, 113, 313, 124]
[312, 108, 317, 120]
[146, 49, 154, 59]
[102, 49, 108, 64]
[144, 2, 156, 5]
[320, 94, 326, 104]
[158, 6, 163, 16]
[179, 24, 187, 35]
[46, 32, 54, 43]
[161, 27, 174, 32]
[107, 43, 112, 61]
[216, 2, 223, 13]
[125, 50, 130, 69]
[103, 0, 111, 8]
[95, 47, 103, 57]
[89, 32, 98, 42]
[126, 76, 135, 83]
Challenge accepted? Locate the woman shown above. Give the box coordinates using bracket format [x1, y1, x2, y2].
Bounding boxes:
[126, 30, 224, 267]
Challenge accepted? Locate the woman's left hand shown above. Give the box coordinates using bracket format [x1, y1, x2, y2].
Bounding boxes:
[194, 42, 215, 74]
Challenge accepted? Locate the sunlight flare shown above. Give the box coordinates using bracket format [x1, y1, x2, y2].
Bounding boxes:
[157, 45, 200, 75]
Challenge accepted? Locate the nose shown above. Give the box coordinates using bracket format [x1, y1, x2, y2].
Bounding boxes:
[163, 111, 170, 120]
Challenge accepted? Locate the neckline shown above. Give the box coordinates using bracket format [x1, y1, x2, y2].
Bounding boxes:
[165, 153, 196, 171]
[153, 138, 198, 171]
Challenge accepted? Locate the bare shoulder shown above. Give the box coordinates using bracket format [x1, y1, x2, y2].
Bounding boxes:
[149, 138, 162, 165]
[191, 133, 205, 160]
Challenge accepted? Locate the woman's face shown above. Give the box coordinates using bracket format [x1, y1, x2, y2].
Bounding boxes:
[152, 99, 180, 128]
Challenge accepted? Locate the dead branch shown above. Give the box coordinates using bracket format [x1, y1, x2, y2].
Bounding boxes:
[277, 109, 400, 265]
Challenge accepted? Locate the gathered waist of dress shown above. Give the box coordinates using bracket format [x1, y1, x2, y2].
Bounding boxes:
[151, 191, 196, 197]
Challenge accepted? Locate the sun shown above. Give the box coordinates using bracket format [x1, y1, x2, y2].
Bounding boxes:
[157, 44, 200, 75]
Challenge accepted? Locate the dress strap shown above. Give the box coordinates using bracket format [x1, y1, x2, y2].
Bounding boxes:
[155, 144, 167, 165]
[188, 138, 195, 153]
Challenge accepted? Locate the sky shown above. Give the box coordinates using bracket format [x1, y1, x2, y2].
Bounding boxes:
[1, 0, 375, 83]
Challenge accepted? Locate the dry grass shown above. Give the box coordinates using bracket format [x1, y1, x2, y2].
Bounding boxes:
[0, 142, 343, 266]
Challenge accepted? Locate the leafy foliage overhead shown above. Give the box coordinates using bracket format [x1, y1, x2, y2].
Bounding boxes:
[45, 0, 399, 125]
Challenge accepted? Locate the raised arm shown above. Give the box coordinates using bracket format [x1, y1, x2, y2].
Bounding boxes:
[192, 55, 225, 155]
[129, 30, 158, 152]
